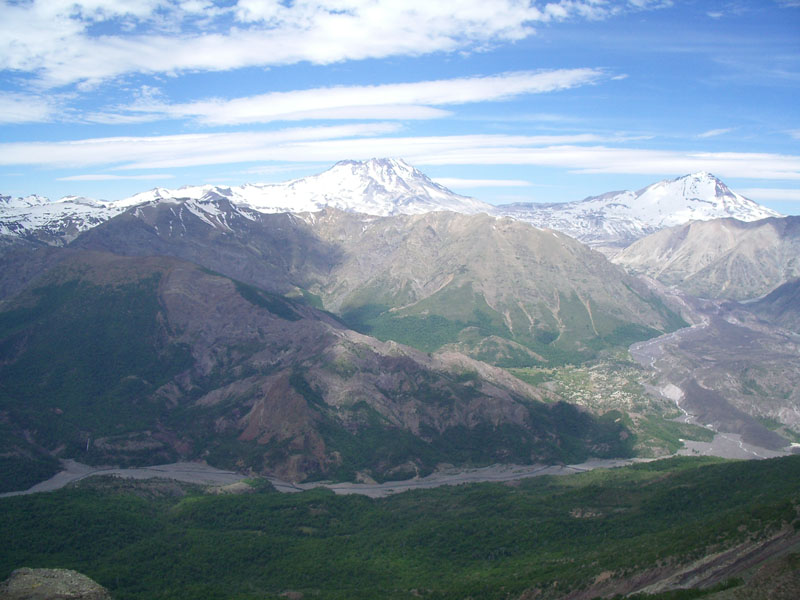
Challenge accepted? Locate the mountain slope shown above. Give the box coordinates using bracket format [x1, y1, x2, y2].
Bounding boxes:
[498, 172, 781, 250]
[307, 210, 685, 364]
[73, 202, 685, 366]
[3, 166, 779, 255]
[0, 250, 633, 491]
[613, 216, 800, 300]
[748, 277, 800, 332]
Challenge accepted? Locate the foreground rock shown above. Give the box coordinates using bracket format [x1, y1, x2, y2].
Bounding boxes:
[0, 568, 110, 600]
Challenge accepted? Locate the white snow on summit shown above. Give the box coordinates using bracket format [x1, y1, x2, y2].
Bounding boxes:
[497, 172, 781, 249]
[238, 158, 494, 216]
[0, 193, 130, 244]
[0, 165, 782, 249]
[125, 158, 494, 217]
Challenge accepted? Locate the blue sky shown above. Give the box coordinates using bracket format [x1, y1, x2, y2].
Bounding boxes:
[1, 0, 799, 213]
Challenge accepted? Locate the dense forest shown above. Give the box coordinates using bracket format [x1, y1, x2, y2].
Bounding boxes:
[2, 456, 799, 599]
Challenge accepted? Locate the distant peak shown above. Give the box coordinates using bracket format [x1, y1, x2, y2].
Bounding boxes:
[334, 157, 413, 170]
[685, 171, 719, 181]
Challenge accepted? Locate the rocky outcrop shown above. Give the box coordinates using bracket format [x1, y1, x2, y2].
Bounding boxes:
[0, 568, 111, 600]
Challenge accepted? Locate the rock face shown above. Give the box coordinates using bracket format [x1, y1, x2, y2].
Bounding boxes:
[0, 568, 111, 600]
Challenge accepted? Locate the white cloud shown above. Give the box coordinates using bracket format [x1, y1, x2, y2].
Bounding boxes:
[738, 188, 800, 202]
[57, 173, 175, 181]
[97, 69, 606, 125]
[411, 145, 800, 181]
[0, 0, 665, 88]
[3, 127, 799, 182]
[697, 128, 733, 138]
[433, 178, 531, 188]
[0, 92, 58, 124]
[0, 123, 400, 168]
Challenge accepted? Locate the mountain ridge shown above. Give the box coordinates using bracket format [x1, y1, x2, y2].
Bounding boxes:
[1, 161, 782, 251]
[70, 203, 686, 365]
[613, 215, 800, 300]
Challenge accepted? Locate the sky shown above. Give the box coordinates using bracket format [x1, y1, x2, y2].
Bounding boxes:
[0, 0, 799, 213]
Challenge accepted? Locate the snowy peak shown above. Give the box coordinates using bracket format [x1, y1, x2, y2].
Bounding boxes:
[0, 194, 51, 208]
[0, 193, 130, 245]
[629, 171, 779, 226]
[240, 157, 495, 216]
[113, 158, 495, 218]
[498, 172, 781, 250]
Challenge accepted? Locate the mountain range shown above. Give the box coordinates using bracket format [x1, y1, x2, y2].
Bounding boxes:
[0, 159, 781, 252]
[497, 171, 780, 251]
[1, 158, 796, 491]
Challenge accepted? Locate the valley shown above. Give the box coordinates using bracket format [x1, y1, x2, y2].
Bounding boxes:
[2, 161, 798, 492]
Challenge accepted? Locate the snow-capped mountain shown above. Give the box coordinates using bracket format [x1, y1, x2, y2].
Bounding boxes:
[1, 158, 493, 245]
[1, 165, 781, 250]
[497, 172, 781, 250]
[0, 193, 130, 245]
[123, 158, 495, 217]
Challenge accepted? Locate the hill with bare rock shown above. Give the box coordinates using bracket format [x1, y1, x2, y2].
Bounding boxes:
[748, 278, 800, 333]
[0, 568, 111, 600]
[613, 216, 800, 300]
[0, 250, 633, 492]
[304, 209, 684, 364]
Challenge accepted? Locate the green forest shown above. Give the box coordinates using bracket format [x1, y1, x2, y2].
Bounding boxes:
[2, 455, 799, 599]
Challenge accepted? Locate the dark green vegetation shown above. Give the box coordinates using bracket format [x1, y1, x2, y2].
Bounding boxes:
[0, 272, 193, 491]
[287, 371, 635, 482]
[2, 456, 798, 600]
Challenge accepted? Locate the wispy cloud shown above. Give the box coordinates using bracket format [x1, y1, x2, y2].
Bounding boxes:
[0, 92, 58, 124]
[697, 128, 733, 138]
[0, 1, 670, 89]
[91, 69, 607, 125]
[3, 127, 799, 181]
[433, 178, 531, 188]
[57, 173, 175, 181]
[738, 187, 800, 202]
[0, 124, 400, 168]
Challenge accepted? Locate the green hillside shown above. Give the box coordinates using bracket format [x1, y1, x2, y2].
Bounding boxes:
[2, 456, 798, 600]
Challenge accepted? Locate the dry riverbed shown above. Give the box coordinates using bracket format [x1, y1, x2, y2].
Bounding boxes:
[3, 458, 644, 499]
